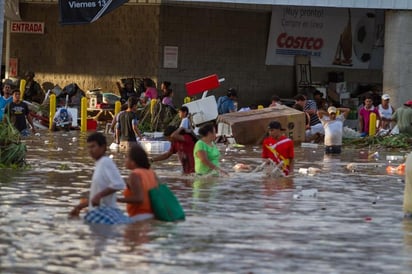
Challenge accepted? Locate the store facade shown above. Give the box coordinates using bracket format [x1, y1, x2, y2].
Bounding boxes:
[2, 1, 410, 107]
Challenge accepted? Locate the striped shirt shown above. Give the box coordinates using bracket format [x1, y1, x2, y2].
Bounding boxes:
[304, 100, 321, 126]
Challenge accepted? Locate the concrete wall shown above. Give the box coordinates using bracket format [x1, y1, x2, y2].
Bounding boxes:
[4, 3, 382, 107]
[8, 3, 160, 92]
[158, 5, 293, 108]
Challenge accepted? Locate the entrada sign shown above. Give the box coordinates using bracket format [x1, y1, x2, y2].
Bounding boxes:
[11, 21, 44, 34]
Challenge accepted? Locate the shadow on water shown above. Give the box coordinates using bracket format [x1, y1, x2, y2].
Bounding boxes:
[0, 130, 411, 273]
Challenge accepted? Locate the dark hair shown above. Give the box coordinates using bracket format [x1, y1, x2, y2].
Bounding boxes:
[162, 81, 171, 89]
[227, 88, 237, 98]
[164, 125, 178, 137]
[12, 89, 20, 94]
[294, 104, 304, 111]
[164, 88, 173, 97]
[87, 132, 107, 147]
[198, 123, 215, 137]
[121, 103, 128, 111]
[3, 82, 11, 88]
[143, 78, 155, 88]
[25, 71, 35, 78]
[294, 94, 306, 101]
[313, 90, 323, 97]
[127, 96, 138, 108]
[179, 106, 189, 114]
[128, 144, 150, 169]
[124, 78, 133, 86]
[364, 94, 373, 101]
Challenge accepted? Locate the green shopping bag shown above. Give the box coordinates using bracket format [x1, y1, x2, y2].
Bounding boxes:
[149, 183, 185, 222]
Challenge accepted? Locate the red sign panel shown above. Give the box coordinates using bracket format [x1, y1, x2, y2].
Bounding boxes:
[185, 74, 220, 96]
[11, 21, 44, 34]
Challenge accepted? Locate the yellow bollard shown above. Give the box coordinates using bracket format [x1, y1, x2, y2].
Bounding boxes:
[369, 112, 377, 136]
[150, 99, 157, 115]
[80, 97, 88, 132]
[114, 101, 121, 117]
[49, 94, 56, 130]
[19, 79, 26, 101]
[258, 105, 264, 109]
[184, 96, 191, 104]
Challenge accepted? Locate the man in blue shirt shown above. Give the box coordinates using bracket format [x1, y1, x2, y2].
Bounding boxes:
[0, 83, 13, 121]
[217, 88, 237, 114]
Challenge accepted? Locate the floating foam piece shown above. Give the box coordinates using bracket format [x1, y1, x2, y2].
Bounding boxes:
[386, 155, 405, 161]
[301, 142, 319, 148]
[300, 189, 318, 197]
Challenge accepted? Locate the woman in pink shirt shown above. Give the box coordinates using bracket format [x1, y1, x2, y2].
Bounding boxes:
[144, 79, 158, 100]
[358, 95, 380, 137]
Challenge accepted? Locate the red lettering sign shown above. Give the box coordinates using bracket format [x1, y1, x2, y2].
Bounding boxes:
[276, 32, 323, 50]
[10, 22, 44, 34]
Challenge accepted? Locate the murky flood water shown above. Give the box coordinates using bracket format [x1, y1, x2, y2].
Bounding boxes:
[1, 130, 412, 273]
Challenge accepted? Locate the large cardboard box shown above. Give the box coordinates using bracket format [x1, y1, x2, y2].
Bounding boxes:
[216, 105, 305, 145]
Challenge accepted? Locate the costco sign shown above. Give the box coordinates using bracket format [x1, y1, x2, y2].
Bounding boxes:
[265, 6, 384, 69]
[11, 22, 44, 34]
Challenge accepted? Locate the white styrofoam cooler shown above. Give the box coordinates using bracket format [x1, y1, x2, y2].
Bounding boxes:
[140, 140, 171, 154]
[183, 95, 218, 126]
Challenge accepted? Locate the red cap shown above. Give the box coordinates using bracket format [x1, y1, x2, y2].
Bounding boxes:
[404, 100, 412, 106]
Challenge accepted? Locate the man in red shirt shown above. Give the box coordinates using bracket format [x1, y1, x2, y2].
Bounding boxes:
[262, 121, 294, 176]
[152, 126, 196, 174]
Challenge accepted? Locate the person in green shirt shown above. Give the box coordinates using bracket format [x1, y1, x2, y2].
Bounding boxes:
[193, 124, 227, 176]
[392, 100, 412, 136]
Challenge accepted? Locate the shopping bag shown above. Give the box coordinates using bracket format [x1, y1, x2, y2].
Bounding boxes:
[149, 184, 185, 222]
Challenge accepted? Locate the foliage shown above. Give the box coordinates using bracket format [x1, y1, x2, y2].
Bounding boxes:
[0, 117, 27, 167]
[138, 101, 178, 132]
[343, 134, 412, 149]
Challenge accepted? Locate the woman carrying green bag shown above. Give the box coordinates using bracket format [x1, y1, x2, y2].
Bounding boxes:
[117, 144, 158, 222]
[117, 144, 185, 222]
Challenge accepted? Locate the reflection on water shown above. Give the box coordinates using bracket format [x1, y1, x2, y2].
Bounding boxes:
[0, 130, 411, 273]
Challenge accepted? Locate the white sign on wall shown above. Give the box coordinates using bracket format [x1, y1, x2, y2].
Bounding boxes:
[265, 7, 384, 69]
[163, 46, 179, 68]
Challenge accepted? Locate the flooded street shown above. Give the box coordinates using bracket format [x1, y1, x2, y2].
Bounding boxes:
[1, 130, 411, 273]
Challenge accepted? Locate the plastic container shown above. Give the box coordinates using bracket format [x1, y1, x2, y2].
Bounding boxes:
[140, 140, 171, 154]
[386, 155, 404, 161]
[87, 119, 97, 131]
[300, 189, 318, 197]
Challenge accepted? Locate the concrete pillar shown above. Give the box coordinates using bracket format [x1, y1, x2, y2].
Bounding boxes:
[383, 11, 412, 108]
[0, 0, 5, 78]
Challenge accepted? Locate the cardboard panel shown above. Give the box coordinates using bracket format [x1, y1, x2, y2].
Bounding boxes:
[217, 105, 305, 145]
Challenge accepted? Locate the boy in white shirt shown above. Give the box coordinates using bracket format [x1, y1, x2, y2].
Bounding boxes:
[70, 132, 126, 222]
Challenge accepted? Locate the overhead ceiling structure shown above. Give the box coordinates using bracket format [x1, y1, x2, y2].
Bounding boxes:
[173, 0, 412, 9]
[5, 0, 21, 20]
[18, 0, 412, 10]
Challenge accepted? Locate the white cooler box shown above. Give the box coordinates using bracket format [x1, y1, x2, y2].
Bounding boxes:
[183, 95, 218, 125]
[140, 140, 171, 154]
